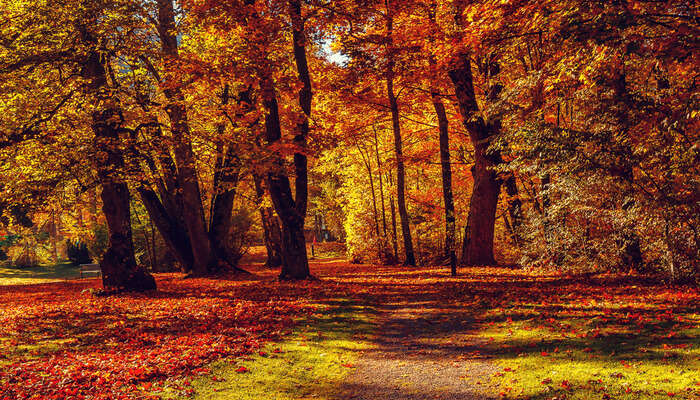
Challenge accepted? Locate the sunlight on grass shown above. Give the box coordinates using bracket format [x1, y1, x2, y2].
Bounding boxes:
[156, 300, 377, 400]
[0, 262, 80, 285]
[480, 301, 700, 400]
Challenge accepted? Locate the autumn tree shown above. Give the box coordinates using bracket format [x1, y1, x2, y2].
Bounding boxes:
[0, 0, 156, 291]
[186, 0, 318, 279]
[491, 0, 699, 279]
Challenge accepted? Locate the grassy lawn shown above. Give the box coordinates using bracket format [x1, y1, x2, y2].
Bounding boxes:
[478, 283, 700, 400]
[0, 262, 83, 285]
[156, 300, 377, 400]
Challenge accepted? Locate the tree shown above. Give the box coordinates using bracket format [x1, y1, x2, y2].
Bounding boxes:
[0, 0, 156, 291]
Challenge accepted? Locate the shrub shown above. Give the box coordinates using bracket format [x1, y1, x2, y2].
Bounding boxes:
[66, 240, 91, 265]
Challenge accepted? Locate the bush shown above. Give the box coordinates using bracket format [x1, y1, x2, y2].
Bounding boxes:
[88, 225, 109, 260]
[66, 240, 91, 265]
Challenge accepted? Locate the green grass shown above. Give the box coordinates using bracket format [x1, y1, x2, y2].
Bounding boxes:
[479, 304, 700, 399]
[156, 300, 377, 400]
[0, 262, 83, 285]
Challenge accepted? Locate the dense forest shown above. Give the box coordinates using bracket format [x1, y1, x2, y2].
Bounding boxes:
[1, 2, 699, 400]
[1, 0, 698, 291]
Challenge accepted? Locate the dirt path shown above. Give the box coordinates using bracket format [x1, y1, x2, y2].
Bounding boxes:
[337, 302, 499, 400]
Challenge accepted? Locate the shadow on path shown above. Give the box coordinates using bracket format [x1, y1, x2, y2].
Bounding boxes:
[337, 296, 499, 399]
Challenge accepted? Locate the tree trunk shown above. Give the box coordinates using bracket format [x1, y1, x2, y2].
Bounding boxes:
[261, 207, 283, 267]
[432, 86, 456, 274]
[157, 0, 214, 276]
[429, 0, 456, 275]
[249, 0, 314, 281]
[209, 143, 243, 269]
[289, 0, 310, 219]
[386, 12, 415, 266]
[208, 85, 247, 272]
[81, 44, 155, 292]
[388, 177, 399, 261]
[278, 212, 309, 280]
[99, 179, 155, 291]
[448, 50, 500, 266]
[253, 174, 283, 268]
[372, 126, 389, 239]
[138, 188, 194, 271]
[260, 72, 310, 280]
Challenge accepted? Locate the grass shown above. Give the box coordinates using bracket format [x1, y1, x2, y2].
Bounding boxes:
[479, 298, 700, 399]
[155, 299, 377, 400]
[0, 262, 82, 285]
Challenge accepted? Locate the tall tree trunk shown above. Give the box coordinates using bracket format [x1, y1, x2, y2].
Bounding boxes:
[388, 174, 399, 261]
[372, 126, 388, 239]
[208, 86, 247, 272]
[208, 144, 242, 268]
[358, 143, 383, 257]
[99, 178, 155, 291]
[242, 0, 309, 278]
[261, 208, 283, 267]
[254, 174, 283, 268]
[138, 188, 193, 270]
[260, 72, 310, 280]
[289, 0, 310, 218]
[448, 50, 501, 266]
[135, 120, 194, 273]
[157, 0, 213, 275]
[81, 44, 155, 292]
[385, 10, 415, 266]
[50, 209, 59, 263]
[433, 95, 456, 274]
[429, 0, 456, 275]
[249, 0, 314, 280]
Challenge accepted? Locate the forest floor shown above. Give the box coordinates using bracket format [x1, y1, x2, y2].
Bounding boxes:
[0, 249, 698, 400]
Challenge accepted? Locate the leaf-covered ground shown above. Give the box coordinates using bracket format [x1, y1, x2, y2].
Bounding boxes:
[0, 259, 698, 400]
[0, 272, 320, 399]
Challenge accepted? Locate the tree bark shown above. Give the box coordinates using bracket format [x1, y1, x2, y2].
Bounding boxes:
[448, 50, 501, 266]
[289, 0, 310, 219]
[253, 174, 283, 268]
[429, 0, 456, 275]
[358, 143, 383, 257]
[135, 122, 195, 273]
[261, 207, 283, 267]
[138, 188, 194, 270]
[209, 143, 242, 268]
[81, 44, 155, 292]
[431, 83, 456, 274]
[157, 0, 214, 275]
[260, 72, 310, 280]
[208, 86, 247, 272]
[248, 0, 313, 280]
[385, 10, 415, 266]
[388, 173, 399, 261]
[372, 126, 389, 239]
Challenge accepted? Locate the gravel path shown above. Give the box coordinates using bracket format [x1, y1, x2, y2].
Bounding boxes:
[337, 303, 499, 400]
